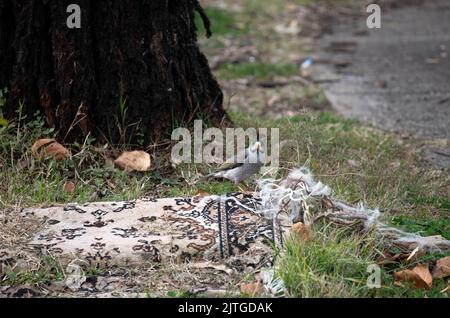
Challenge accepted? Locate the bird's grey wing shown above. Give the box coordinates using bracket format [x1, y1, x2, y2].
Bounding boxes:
[216, 147, 248, 171]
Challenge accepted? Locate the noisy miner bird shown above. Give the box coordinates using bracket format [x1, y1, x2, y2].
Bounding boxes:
[199, 141, 266, 186]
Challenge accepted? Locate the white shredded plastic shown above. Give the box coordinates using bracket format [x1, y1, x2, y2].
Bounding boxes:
[256, 167, 450, 254]
[260, 268, 285, 297]
[253, 166, 450, 297]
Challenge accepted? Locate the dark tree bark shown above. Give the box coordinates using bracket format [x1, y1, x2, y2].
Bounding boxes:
[0, 0, 228, 145]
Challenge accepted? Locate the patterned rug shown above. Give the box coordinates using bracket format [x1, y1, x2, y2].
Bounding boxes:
[5, 193, 292, 271]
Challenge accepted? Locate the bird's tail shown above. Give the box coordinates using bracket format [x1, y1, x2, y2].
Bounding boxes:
[189, 171, 224, 185]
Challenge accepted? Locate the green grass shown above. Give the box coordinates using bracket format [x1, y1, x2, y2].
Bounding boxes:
[2, 255, 65, 286]
[406, 187, 450, 211]
[391, 215, 450, 240]
[278, 225, 450, 298]
[2, 0, 448, 298]
[1, 109, 447, 243]
[1, 108, 448, 298]
[0, 88, 8, 126]
[0, 114, 161, 209]
[229, 110, 448, 232]
[242, 0, 286, 17]
[373, 249, 450, 298]
[230, 111, 449, 298]
[195, 6, 245, 37]
[0, 112, 239, 209]
[194, 0, 448, 298]
[303, 86, 329, 108]
[278, 226, 377, 297]
[167, 290, 193, 298]
[217, 62, 298, 80]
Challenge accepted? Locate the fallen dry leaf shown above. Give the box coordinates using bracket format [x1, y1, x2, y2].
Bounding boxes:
[440, 285, 450, 293]
[292, 222, 312, 241]
[114, 151, 151, 172]
[31, 138, 54, 153]
[32, 138, 70, 161]
[376, 253, 402, 265]
[432, 256, 450, 279]
[194, 191, 210, 197]
[412, 265, 433, 289]
[63, 181, 76, 193]
[394, 264, 433, 289]
[240, 282, 262, 296]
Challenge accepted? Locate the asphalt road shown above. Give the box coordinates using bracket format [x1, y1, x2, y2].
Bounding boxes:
[312, 0, 450, 168]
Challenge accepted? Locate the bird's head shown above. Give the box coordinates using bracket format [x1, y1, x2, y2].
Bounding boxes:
[248, 141, 266, 164]
[250, 141, 264, 153]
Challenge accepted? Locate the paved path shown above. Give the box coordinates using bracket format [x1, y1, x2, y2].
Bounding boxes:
[312, 0, 450, 168]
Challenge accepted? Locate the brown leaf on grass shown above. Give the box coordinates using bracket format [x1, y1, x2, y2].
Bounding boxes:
[441, 285, 450, 293]
[394, 264, 433, 289]
[32, 139, 69, 161]
[376, 253, 402, 265]
[31, 138, 54, 153]
[63, 181, 76, 194]
[412, 265, 433, 289]
[114, 151, 151, 172]
[194, 191, 210, 198]
[240, 282, 262, 296]
[292, 222, 312, 241]
[432, 256, 450, 279]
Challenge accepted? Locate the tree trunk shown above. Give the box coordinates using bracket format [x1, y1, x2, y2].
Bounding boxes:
[0, 0, 228, 145]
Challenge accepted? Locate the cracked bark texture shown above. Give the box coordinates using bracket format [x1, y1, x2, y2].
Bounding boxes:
[0, 0, 228, 145]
